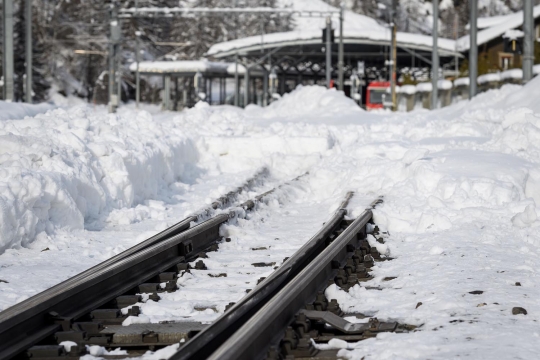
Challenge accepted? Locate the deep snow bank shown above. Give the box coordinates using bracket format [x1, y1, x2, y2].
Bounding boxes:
[0, 106, 198, 253]
[0, 101, 55, 121]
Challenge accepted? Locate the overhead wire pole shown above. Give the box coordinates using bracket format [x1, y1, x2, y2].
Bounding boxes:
[338, 3, 344, 91]
[454, 14, 459, 76]
[25, 0, 32, 103]
[390, 0, 397, 111]
[109, 3, 121, 113]
[135, 0, 140, 108]
[523, 0, 534, 83]
[326, 16, 332, 88]
[3, 0, 14, 102]
[469, 0, 478, 99]
[431, 0, 439, 110]
[234, 53, 239, 107]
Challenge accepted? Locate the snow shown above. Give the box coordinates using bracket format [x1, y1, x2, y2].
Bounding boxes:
[207, 0, 458, 58]
[437, 79, 453, 90]
[4, 75, 540, 358]
[478, 72, 501, 84]
[0, 101, 55, 121]
[415, 82, 432, 92]
[128, 60, 229, 74]
[466, 14, 514, 30]
[503, 29, 524, 39]
[400, 85, 416, 95]
[454, 77, 470, 87]
[501, 68, 523, 80]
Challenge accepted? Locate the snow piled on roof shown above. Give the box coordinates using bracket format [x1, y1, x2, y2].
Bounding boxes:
[128, 60, 230, 74]
[466, 14, 513, 30]
[503, 29, 524, 39]
[208, 0, 457, 56]
[457, 5, 540, 51]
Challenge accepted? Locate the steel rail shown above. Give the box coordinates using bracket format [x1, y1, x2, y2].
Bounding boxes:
[172, 191, 353, 360]
[207, 205, 374, 360]
[0, 167, 268, 359]
[0, 214, 229, 360]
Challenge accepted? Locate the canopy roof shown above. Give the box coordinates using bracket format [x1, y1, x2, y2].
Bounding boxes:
[129, 60, 262, 76]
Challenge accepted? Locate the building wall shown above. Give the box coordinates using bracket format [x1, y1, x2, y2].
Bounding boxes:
[476, 19, 540, 73]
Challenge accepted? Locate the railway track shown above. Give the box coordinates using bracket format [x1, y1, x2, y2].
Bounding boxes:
[0, 169, 399, 360]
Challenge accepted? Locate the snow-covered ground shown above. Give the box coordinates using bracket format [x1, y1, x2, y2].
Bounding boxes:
[2, 77, 540, 359]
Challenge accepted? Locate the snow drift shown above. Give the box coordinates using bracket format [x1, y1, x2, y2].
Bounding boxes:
[0, 106, 198, 253]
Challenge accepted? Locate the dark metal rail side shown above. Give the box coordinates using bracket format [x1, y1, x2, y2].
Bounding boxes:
[0, 214, 229, 360]
[171, 191, 353, 360]
[206, 205, 374, 360]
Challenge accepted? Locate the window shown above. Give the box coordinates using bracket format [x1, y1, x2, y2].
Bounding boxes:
[369, 89, 387, 104]
[498, 52, 514, 70]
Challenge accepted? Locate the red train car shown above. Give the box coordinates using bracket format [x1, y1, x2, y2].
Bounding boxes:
[366, 81, 390, 111]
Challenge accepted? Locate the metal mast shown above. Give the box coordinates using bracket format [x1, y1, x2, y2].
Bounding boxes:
[25, 0, 32, 103]
[325, 16, 332, 88]
[523, 0, 534, 83]
[3, 0, 14, 101]
[469, 0, 478, 98]
[135, 0, 140, 108]
[338, 4, 344, 91]
[431, 0, 439, 110]
[390, 0, 397, 111]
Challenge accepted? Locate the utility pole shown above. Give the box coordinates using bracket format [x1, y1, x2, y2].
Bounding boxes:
[390, 0, 397, 111]
[338, 3, 344, 91]
[234, 52, 239, 107]
[136, 31, 141, 108]
[454, 14, 459, 76]
[244, 64, 250, 107]
[109, 2, 121, 113]
[523, 0, 534, 83]
[3, 0, 14, 102]
[25, 0, 32, 103]
[431, 0, 439, 110]
[469, 0, 478, 98]
[326, 16, 332, 88]
[135, 0, 140, 108]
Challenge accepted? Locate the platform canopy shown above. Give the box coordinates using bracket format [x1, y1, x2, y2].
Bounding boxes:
[206, 0, 461, 81]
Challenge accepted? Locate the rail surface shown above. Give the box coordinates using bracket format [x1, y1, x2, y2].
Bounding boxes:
[171, 192, 354, 360]
[206, 197, 387, 360]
